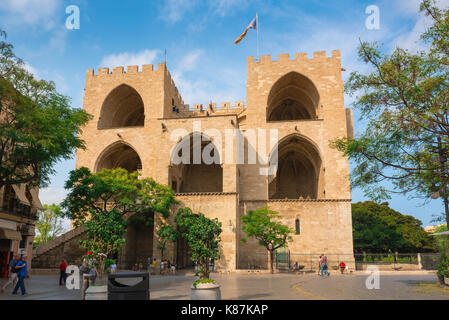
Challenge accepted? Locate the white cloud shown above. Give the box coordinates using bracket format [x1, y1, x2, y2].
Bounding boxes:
[39, 186, 68, 206]
[391, 0, 449, 53]
[23, 62, 40, 78]
[179, 49, 203, 71]
[394, 0, 449, 16]
[158, 0, 198, 24]
[0, 0, 61, 29]
[99, 49, 161, 70]
[172, 49, 244, 106]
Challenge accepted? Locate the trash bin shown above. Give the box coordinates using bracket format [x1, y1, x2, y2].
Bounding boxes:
[107, 272, 149, 300]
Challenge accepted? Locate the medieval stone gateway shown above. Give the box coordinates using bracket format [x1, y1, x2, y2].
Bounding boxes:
[33, 51, 355, 272]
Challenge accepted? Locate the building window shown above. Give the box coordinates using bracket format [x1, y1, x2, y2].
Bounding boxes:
[295, 219, 300, 235]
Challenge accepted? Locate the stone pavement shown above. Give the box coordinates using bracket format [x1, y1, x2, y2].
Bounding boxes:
[0, 272, 448, 300]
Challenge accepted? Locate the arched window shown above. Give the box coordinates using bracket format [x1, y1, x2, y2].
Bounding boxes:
[267, 72, 320, 121]
[98, 84, 145, 129]
[295, 219, 300, 235]
[268, 134, 322, 199]
[95, 142, 142, 173]
[169, 133, 223, 193]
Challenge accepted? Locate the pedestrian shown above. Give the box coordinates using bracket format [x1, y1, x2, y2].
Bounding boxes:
[110, 262, 117, 274]
[151, 258, 156, 275]
[317, 255, 322, 275]
[1, 253, 20, 293]
[171, 263, 176, 275]
[339, 261, 346, 274]
[166, 260, 171, 275]
[320, 254, 330, 277]
[138, 263, 143, 272]
[88, 265, 97, 285]
[132, 263, 138, 271]
[59, 259, 68, 285]
[160, 260, 165, 275]
[12, 255, 28, 296]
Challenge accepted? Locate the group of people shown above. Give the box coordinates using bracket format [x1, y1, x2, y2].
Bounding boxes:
[318, 254, 330, 277]
[317, 255, 348, 276]
[160, 259, 176, 275]
[1, 254, 28, 296]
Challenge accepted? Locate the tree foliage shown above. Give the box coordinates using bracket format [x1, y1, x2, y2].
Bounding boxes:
[61, 167, 177, 280]
[156, 223, 178, 260]
[34, 204, 67, 248]
[0, 30, 91, 189]
[240, 206, 294, 273]
[331, 0, 449, 230]
[175, 207, 222, 280]
[352, 201, 436, 253]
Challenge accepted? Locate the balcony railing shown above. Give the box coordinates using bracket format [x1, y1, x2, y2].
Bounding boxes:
[1, 204, 38, 220]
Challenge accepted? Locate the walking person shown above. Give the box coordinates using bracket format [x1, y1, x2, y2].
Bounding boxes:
[1, 253, 20, 293]
[151, 258, 156, 275]
[320, 254, 330, 277]
[12, 255, 28, 296]
[317, 255, 322, 275]
[59, 259, 68, 285]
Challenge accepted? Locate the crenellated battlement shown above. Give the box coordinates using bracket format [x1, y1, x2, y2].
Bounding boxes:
[86, 62, 168, 79]
[169, 101, 246, 118]
[247, 50, 341, 65]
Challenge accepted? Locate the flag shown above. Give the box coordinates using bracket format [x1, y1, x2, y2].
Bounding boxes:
[234, 16, 257, 44]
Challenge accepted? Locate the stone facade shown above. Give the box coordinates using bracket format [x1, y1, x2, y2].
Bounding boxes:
[73, 51, 354, 271]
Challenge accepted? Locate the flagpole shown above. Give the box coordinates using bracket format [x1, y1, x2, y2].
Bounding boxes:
[256, 13, 260, 61]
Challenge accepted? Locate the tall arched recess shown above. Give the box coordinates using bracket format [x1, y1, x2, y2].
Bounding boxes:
[98, 84, 145, 129]
[268, 134, 323, 199]
[168, 133, 223, 193]
[267, 72, 320, 121]
[95, 141, 142, 173]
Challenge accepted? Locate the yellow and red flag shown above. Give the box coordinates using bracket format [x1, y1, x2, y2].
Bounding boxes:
[234, 16, 257, 44]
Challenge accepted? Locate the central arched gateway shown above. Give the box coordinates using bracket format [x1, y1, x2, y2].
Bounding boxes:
[94, 141, 152, 269]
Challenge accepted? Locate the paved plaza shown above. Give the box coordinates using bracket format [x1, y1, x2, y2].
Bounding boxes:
[0, 271, 448, 300]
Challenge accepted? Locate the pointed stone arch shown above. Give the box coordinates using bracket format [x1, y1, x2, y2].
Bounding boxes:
[94, 141, 142, 173]
[268, 133, 323, 199]
[169, 132, 223, 193]
[267, 72, 320, 121]
[98, 84, 145, 129]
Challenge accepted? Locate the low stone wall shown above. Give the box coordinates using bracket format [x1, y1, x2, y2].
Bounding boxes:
[355, 263, 421, 271]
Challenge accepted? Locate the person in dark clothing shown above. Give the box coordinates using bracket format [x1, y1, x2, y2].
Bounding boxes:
[12, 255, 28, 296]
[59, 259, 68, 285]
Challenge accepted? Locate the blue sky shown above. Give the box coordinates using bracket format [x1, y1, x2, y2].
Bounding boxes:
[1, 0, 447, 228]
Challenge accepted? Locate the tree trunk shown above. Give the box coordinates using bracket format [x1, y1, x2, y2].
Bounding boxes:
[438, 137, 449, 232]
[269, 250, 274, 274]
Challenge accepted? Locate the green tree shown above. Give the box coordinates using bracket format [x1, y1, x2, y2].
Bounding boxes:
[240, 206, 294, 274]
[175, 207, 222, 280]
[61, 167, 177, 281]
[34, 204, 67, 248]
[331, 0, 449, 231]
[0, 30, 91, 189]
[156, 223, 178, 260]
[352, 201, 435, 253]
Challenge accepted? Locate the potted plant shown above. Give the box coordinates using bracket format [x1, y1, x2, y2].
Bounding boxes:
[175, 208, 222, 300]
